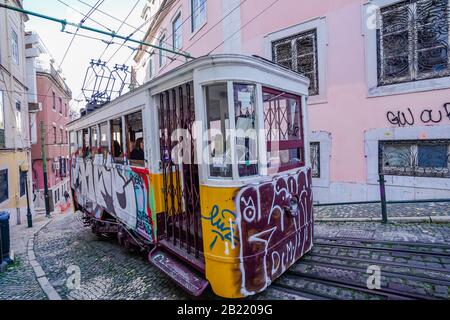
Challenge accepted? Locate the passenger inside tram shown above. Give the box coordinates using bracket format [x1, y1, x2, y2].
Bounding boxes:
[130, 138, 144, 161]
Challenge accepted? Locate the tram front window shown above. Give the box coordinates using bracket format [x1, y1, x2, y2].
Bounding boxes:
[233, 83, 258, 177]
[206, 83, 232, 178]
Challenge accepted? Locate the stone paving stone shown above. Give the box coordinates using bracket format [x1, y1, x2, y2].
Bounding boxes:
[315, 202, 450, 220]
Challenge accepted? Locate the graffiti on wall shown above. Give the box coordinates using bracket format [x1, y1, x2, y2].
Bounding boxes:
[234, 168, 313, 296]
[387, 103, 450, 127]
[71, 155, 155, 242]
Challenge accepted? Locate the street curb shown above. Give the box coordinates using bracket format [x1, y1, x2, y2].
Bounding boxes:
[27, 218, 62, 301]
[315, 216, 450, 223]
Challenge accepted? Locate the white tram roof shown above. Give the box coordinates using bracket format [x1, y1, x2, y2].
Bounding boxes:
[67, 54, 310, 131]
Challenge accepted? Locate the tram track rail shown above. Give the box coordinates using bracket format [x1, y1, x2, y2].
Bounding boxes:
[298, 258, 450, 286]
[315, 237, 450, 248]
[313, 242, 450, 260]
[302, 253, 450, 282]
[314, 237, 450, 258]
[282, 269, 441, 300]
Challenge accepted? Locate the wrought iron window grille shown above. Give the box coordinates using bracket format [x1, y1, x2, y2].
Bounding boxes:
[379, 139, 450, 178]
[377, 0, 450, 86]
[272, 29, 319, 96]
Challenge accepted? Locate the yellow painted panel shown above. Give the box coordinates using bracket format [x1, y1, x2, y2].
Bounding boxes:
[200, 185, 244, 298]
[0, 151, 29, 210]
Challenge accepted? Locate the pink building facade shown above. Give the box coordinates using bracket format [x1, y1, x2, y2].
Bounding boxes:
[133, 0, 450, 203]
[27, 32, 72, 212]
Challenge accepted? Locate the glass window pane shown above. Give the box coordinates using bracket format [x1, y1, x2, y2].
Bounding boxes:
[83, 128, 90, 158]
[99, 122, 110, 158]
[418, 144, 448, 168]
[206, 83, 232, 178]
[263, 88, 304, 173]
[126, 111, 145, 167]
[111, 118, 123, 161]
[310, 142, 320, 178]
[382, 145, 411, 167]
[90, 126, 98, 154]
[192, 0, 206, 31]
[173, 14, 182, 50]
[234, 83, 258, 177]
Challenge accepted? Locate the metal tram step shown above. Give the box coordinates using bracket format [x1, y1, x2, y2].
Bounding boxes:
[149, 246, 209, 297]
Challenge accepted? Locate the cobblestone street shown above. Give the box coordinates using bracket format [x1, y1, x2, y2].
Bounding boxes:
[1, 211, 449, 300]
[315, 202, 450, 220]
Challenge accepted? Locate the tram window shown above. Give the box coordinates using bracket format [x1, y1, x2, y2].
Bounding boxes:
[77, 130, 82, 154]
[263, 87, 304, 173]
[111, 118, 123, 162]
[206, 83, 232, 178]
[99, 122, 110, 158]
[82, 128, 91, 159]
[126, 111, 145, 167]
[90, 126, 98, 155]
[233, 83, 258, 177]
[69, 131, 77, 155]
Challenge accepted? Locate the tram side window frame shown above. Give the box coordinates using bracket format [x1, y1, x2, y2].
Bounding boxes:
[262, 87, 305, 174]
[82, 128, 91, 159]
[125, 110, 146, 167]
[99, 121, 110, 159]
[90, 125, 99, 156]
[205, 82, 233, 179]
[110, 117, 124, 164]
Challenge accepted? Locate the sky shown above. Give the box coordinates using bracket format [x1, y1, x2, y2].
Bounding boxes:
[24, 0, 149, 112]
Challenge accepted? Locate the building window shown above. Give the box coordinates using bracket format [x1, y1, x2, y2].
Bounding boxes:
[377, 0, 450, 86]
[173, 13, 183, 50]
[53, 126, 57, 144]
[11, 29, 19, 65]
[52, 92, 56, 110]
[59, 97, 63, 114]
[191, 0, 206, 32]
[60, 128, 64, 144]
[0, 91, 4, 148]
[159, 34, 167, 67]
[263, 87, 305, 174]
[148, 57, 154, 79]
[272, 29, 319, 96]
[0, 91, 4, 130]
[310, 142, 320, 178]
[0, 169, 8, 204]
[20, 169, 26, 197]
[380, 140, 450, 178]
[15, 101, 22, 134]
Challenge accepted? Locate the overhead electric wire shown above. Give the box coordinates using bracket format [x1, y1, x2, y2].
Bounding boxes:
[57, 0, 113, 32]
[60, 0, 105, 67]
[34, 0, 106, 138]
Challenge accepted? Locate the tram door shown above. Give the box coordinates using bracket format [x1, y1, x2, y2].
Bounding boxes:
[158, 82, 203, 261]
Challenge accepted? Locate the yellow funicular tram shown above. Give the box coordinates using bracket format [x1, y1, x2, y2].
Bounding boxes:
[68, 54, 313, 298]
